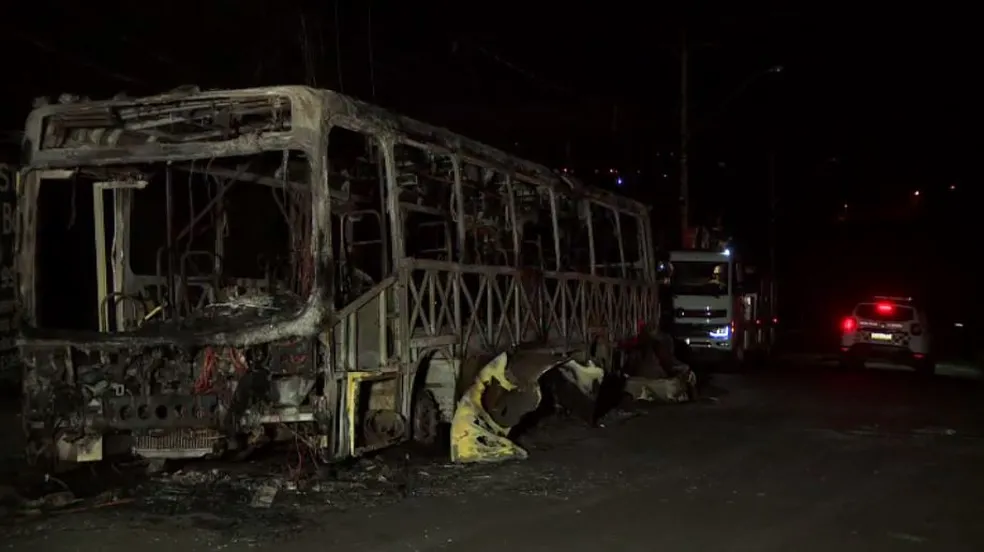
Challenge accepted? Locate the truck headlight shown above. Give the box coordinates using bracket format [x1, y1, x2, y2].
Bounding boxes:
[709, 326, 730, 339]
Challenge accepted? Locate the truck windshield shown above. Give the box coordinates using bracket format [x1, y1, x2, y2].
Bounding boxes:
[670, 260, 729, 296]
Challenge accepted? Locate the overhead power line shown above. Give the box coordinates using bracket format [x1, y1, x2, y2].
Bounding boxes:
[459, 39, 583, 99]
[8, 29, 146, 86]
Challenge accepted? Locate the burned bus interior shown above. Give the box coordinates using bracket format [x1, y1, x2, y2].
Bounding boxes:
[35, 153, 313, 333]
[30, 91, 313, 331]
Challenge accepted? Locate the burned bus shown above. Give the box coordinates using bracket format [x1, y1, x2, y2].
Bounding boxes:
[0, 133, 20, 385]
[15, 86, 658, 465]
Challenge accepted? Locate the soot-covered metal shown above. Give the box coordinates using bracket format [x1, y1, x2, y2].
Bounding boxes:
[17, 87, 334, 464]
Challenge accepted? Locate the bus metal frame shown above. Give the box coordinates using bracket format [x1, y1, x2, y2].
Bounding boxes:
[15, 85, 658, 464]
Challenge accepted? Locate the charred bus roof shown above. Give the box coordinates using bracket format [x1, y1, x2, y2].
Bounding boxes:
[24, 85, 649, 217]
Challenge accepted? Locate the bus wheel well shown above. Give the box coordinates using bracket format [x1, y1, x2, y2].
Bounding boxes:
[410, 351, 457, 448]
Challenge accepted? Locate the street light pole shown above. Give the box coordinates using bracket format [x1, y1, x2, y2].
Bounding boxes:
[678, 59, 783, 249]
[768, 150, 777, 316]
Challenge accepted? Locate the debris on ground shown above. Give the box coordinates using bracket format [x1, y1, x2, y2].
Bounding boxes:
[8, 486, 133, 517]
[0, 336, 708, 538]
[23, 490, 79, 511]
[450, 351, 607, 464]
[0, 484, 22, 518]
[145, 458, 168, 475]
[250, 483, 279, 508]
[619, 329, 699, 404]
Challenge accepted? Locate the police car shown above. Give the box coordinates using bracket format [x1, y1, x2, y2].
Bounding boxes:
[840, 296, 934, 374]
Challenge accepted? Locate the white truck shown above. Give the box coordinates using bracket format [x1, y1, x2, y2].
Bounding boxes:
[662, 248, 775, 368]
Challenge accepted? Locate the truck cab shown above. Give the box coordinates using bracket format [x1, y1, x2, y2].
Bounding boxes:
[666, 249, 737, 359]
[661, 248, 775, 367]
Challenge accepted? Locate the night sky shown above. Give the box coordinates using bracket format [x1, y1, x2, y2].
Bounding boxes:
[1, 4, 978, 326]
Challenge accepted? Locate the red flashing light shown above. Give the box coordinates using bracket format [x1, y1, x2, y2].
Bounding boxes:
[841, 316, 857, 333]
[875, 302, 894, 315]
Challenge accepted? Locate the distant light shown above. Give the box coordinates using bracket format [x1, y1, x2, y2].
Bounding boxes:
[843, 203, 848, 209]
[662, 173, 668, 178]
[722, 248, 731, 257]
[768, 65, 784, 73]
[950, 184, 956, 190]
[616, 177, 624, 186]
[913, 190, 920, 196]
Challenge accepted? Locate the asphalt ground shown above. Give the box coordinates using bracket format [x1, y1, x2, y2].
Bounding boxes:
[2, 357, 983, 551]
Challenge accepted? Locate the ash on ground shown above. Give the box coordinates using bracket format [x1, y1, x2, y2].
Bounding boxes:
[0, 408, 632, 543]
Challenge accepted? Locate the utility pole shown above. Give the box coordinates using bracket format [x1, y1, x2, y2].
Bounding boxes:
[367, 2, 376, 99]
[768, 150, 777, 316]
[675, 34, 777, 250]
[679, 30, 690, 247]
